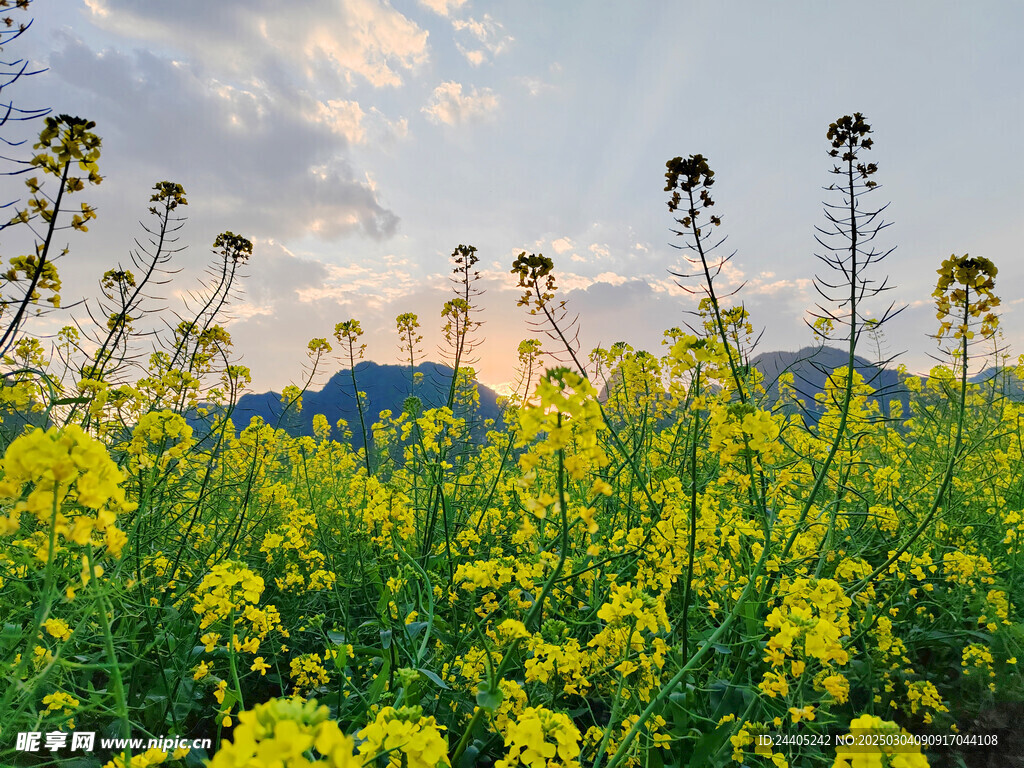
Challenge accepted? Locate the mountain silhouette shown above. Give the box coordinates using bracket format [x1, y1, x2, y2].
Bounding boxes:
[750, 346, 906, 420]
[752, 346, 1024, 421]
[191, 361, 502, 448]
[596, 346, 910, 420]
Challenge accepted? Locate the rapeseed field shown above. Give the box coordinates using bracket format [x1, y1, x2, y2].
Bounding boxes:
[2, 111, 1022, 768]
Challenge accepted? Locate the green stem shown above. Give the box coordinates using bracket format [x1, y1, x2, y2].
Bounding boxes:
[91, 547, 130, 741]
[228, 608, 245, 712]
[677, 368, 701, 657]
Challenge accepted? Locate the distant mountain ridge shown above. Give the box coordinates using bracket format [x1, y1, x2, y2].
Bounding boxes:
[750, 346, 905, 419]
[191, 361, 502, 448]
[750, 345, 1024, 420]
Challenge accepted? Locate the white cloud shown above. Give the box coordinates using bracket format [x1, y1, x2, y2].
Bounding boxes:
[385, 115, 410, 140]
[417, 0, 468, 17]
[647, 281, 676, 296]
[295, 262, 417, 307]
[308, 99, 367, 144]
[83, 0, 429, 89]
[593, 271, 628, 286]
[551, 237, 574, 254]
[681, 255, 745, 289]
[306, 102, 409, 146]
[589, 243, 611, 259]
[545, 270, 635, 295]
[50, 37, 400, 241]
[516, 76, 555, 96]
[422, 81, 499, 125]
[744, 274, 813, 297]
[460, 48, 487, 67]
[227, 302, 276, 321]
[749, 279, 796, 295]
[452, 15, 513, 65]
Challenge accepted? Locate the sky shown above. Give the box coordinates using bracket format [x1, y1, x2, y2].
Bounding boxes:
[12, 0, 1024, 395]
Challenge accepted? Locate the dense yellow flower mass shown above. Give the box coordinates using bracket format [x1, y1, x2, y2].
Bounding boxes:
[208, 698, 362, 768]
[496, 706, 581, 768]
[833, 714, 931, 768]
[5, 241, 1024, 768]
[0, 424, 133, 553]
[19, 108, 1024, 768]
[357, 706, 449, 768]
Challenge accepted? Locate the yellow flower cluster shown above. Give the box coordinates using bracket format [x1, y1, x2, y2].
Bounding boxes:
[357, 476, 415, 545]
[443, 645, 504, 690]
[584, 713, 671, 767]
[192, 561, 283, 655]
[941, 551, 994, 587]
[208, 697, 361, 768]
[596, 584, 671, 634]
[707, 401, 782, 466]
[872, 466, 901, 498]
[518, 368, 608, 481]
[961, 642, 996, 689]
[357, 705, 449, 768]
[1001, 510, 1024, 547]
[124, 410, 194, 472]
[0, 424, 133, 557]
[524, 637, 590, 696]
[194, 561, 265, 627]
[492, 679, 529, 736]
[665, 332, 731, 372]
[43, 617, 72, 641]
[728, 720, 787, 767]
[832, 714, 930, 768]
[0, 372, 46, 416]
[259, 484, 336, 593]
[496, 706, 581, 768]
[457, 558, 525, 590]
[868, 615, 910, 710]
[978, 589, 1010, 632]
[933, 253, 999, 341]
[906, 680, 948, 724]
[761, 578, 852, 703]
[42, 690, 79, 716]
[289, 652, 331, 695]
[103, 746, 190, 768]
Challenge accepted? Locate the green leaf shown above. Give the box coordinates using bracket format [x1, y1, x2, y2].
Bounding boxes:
[417, 667, 450, 690]
[687, 721, 732, 768]
[456, 744, 480, 768]
[476, 680, 503, 710]
[741, 598, 761, 639]
[405, 621, 429, 639]
[1, 623, 23, 644]
[350, 645, 385, 658]
[327, 630, 347, 645]
[365, 655, 392, 705]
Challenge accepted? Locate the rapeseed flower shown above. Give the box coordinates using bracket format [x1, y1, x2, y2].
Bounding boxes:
[496, 706, 581, 768]
[357, 705, 449, 768]
[208, 697, 361, 768]
[0, 425, 133, 555]
[832, 714, 930, 767]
